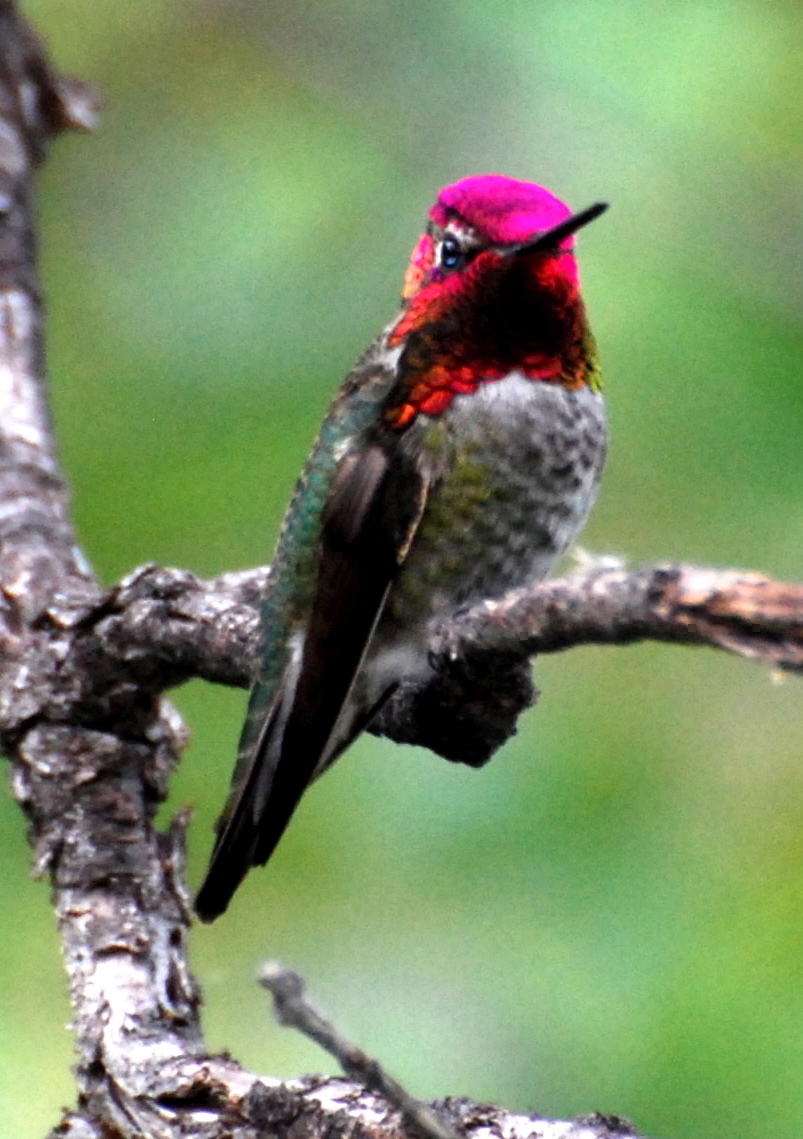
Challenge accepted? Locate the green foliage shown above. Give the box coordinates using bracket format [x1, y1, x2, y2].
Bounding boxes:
[3, 1, 802, 1135]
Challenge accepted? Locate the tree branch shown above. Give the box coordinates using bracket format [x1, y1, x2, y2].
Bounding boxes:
[0, 6, 799, 1138]
[46, 557, 803, 691]
[16, 558, 800, 769]
[440, 560, 803, 667]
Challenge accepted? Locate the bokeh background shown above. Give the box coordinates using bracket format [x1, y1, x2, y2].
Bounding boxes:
[2, 2, 802, 1136]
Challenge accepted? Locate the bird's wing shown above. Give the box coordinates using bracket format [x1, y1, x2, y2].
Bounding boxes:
[195, 439, 430, 921]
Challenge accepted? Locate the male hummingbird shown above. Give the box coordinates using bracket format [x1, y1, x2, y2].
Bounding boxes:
[196, 175, 608, 921]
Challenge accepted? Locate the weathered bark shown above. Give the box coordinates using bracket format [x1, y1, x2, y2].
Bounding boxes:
[0, 6, 799, 1138]
[21, 559, 803, 767]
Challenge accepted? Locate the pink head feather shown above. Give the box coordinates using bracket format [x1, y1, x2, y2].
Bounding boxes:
[430, 174, 576, 249]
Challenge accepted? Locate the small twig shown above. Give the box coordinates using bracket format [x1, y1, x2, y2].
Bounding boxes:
[259, 962, 463, 1139]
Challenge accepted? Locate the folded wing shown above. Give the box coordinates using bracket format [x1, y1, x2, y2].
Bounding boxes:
[195, 439, 430, 921]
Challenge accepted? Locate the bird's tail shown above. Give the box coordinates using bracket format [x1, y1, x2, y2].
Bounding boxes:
[194, 655, 308, 922]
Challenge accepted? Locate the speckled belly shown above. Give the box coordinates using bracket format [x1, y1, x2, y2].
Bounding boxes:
[384, 373, 607, 628]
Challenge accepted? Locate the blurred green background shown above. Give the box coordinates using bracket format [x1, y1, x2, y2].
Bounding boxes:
[2, 1, 802, 1136]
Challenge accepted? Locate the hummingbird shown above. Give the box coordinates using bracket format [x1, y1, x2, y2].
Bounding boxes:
[196, 174, 608, 921]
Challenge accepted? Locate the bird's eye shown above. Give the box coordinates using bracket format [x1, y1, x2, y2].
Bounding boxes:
[439, 234, 464, 270]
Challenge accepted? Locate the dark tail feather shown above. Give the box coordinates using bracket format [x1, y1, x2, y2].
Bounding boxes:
[194, 798, 261, 922]
[195, 677, 294, 921]
[195, 679, 398, 922]
[194, 663, 341, 922]
[194, 729, 276, 921]
[196, 747, 329, 921]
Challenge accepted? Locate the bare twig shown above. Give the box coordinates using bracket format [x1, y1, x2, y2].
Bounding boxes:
[259, 963, 463, 1139]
